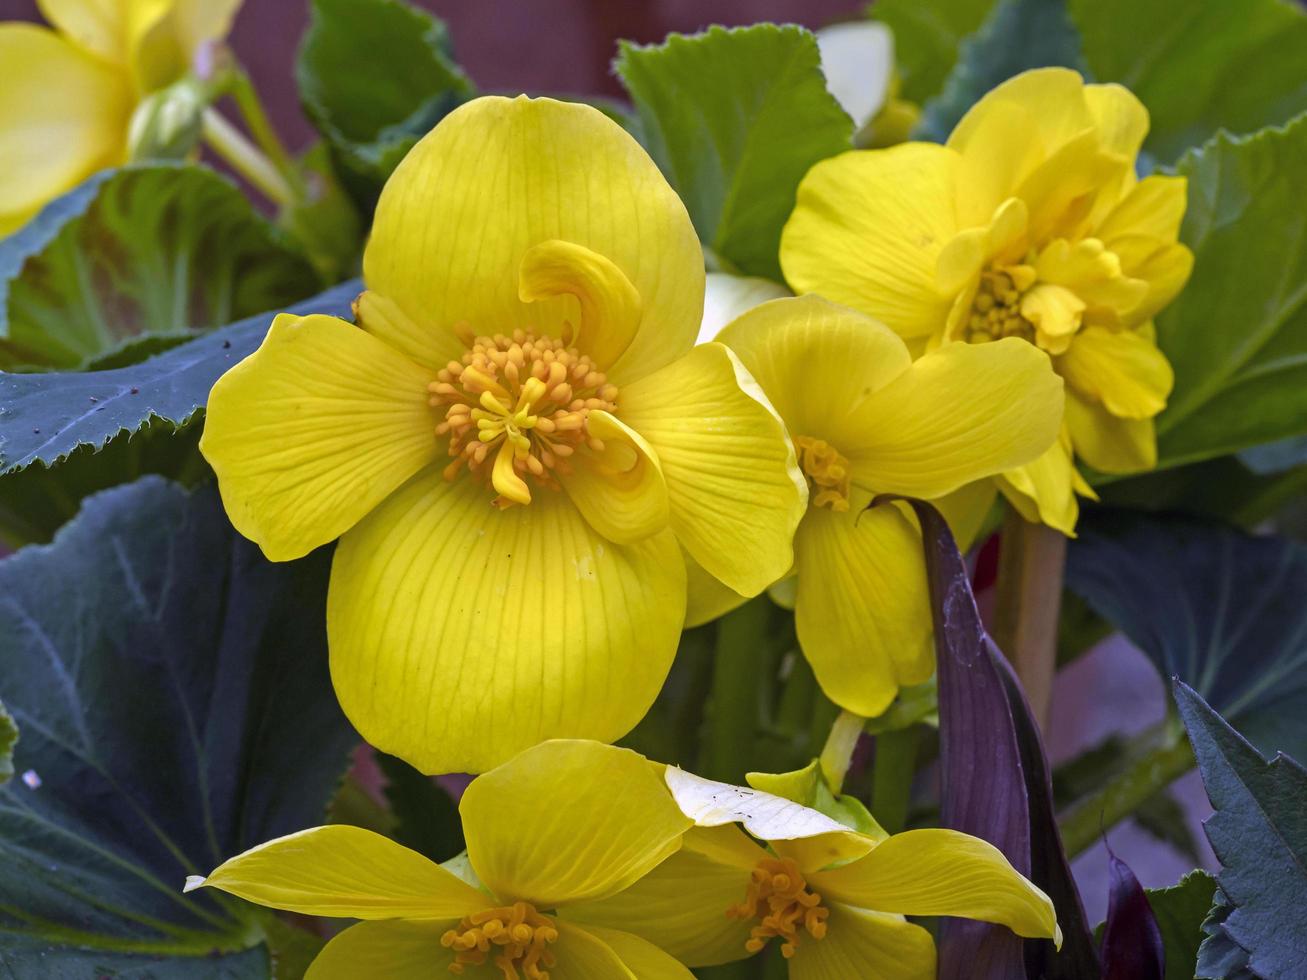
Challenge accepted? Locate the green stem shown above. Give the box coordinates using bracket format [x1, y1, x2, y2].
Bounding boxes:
[226, 68, 307, 200]
[703, 598, 770, 782]
[201, 109, 294, 208]
[1057, 726, 1196, 857]
[819, 710, 866, 795]
[871, 727, 918, 835]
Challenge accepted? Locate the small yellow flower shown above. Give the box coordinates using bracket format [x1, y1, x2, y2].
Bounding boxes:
[0, 0, 240, 234]
[200, 96, 806, 773]
[782, 68, 1194, 533]
[570, 769, 1060, 979]
[702, 294, 1061, 714]
[186, 741, 696, 979]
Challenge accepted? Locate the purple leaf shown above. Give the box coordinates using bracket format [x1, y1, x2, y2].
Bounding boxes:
[1101, 845, 1166, 980]
[893, 498, 1100, 980]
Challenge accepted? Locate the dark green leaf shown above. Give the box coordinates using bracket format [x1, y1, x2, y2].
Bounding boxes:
[1067, 511, 1307, 758]
[1141, 870, 1217, 980]
[1156, 115, 1307, 468]
[0, 280, 358, 477]
[264, 918, 326, 980]
[1197, 889, 1256, 980]
[1174, 682, 1307, 980]
[1069, 0, 1307, 163]
[0, 477, 356, 974]
[0, 698, 14, 785]
[915, 0, 1086, 143]
[615, 24, 852, 280]
[0, 164, 319, 371]
[375, 753, 465, 864]
[873, 0, 995, 103]
[296, 0, 474, 208]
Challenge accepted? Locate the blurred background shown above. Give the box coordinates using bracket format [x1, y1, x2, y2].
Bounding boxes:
[0, 0, 1216, 921]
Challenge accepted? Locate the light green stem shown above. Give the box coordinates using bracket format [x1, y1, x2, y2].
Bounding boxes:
[819, 710, 866, 794]
[226, 68, 307, 199]
[1057, 727, 1196, 857]
[201, 109, 294, 207]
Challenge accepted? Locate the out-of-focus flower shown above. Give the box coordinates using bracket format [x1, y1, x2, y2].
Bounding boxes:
[707, 294, 1061, 715]
[570, 768, 1059, 978]
[0, 0, 240, 234]
[186, 741, 695, 979]
[200, 95, 805, 774]
[782, 68, 1193, 533]
[815, 21, 919, 148]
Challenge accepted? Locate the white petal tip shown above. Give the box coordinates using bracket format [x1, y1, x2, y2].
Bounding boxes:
[182, 875, 207, 893]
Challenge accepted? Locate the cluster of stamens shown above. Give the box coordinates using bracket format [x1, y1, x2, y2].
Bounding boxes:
[964, 264, 1038, 344]
[429, 330, 619, 507]
[795, 436, 851, 512]
[727, 857, 830, 959]
[441, 902, 559, 979]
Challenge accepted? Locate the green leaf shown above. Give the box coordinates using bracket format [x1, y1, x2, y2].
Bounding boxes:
[0, 698, 14, 785]
[1174, 681, 1307, 980]
[873, 0, 995, 103]
[264, 917, 326, 980]
[0, 280, 358, 478]
[1156, 115, 1307, 468]
[375, 753, 465, 864]
[615, 24, 852, 280]
[0, 477, 357, 974]
[1069, 0, 1307, 164]
[296, 0, 474, 208]
[1142, 870, 1218, 980]
[1066, 511, 1307, 758]
[1198, 889, 1257, 980]
[914, 0, 1086, 143]
[0, 164, 320, 371]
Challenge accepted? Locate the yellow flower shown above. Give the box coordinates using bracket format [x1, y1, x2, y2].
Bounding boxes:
[199, 96, 806, 773]
[186, 740, 696, 979]
[702, 294, 1061, 715]
[0, 0, 240, 234]
[781, 68, 1194, 533]
[568, 769, 1059, 978]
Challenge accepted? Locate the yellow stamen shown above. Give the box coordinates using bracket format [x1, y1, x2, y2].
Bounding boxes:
[727, 857, 830, 959]
[794, 436, 851, 512]
[429, 330, 620, 507]
[441, 901, 559, 980]
[965, 263, 1038, 344]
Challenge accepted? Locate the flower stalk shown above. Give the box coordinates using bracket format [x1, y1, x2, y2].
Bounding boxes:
[201, 108, 295, 208]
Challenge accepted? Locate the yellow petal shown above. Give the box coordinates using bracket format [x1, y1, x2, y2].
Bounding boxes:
[550, 922, 638, 980]
[460, 740, 690, 908]
[793, 502, 933, 718]
[354, 289, 467, 376]
[1057, 325, 1173, 419]
[184, 825, 488, 919]
[1084, 83, 1149, 162]
[781, 144, 960, 339]
[564, 824, 761, 968]
[305, 921, 455, 980]
[715, 295, 912, 449]
[698, 271, 791, 345]
[199, 313, 438, 562]
[619, 342, 806, 598]
[1015, 131, 1129, 245]
[936, 196, 1029, 296]
[1065, 389, 1156, 473]
[557, 410, 669, 544]
[665, 767, 875, 873]
[329, 471, 686, 774]
[1109, 238, 1194, 323]
[160, 0, 241, 65]
[948, 67, 1094, 226]
[846, 338, 1065, 499]
[37, 0, 132, 64]
[812, 829, 1059, 942]
[0, 25, 131, 234]
[574, 925, 697, 979]
[788, 905, 935, 980]
[683, 548, 748, 628]
[363, 96, 703, 382]
[519, 239, 642, 370]
[1022, 282, 1086, 339]
[932, 479, 999, 552]
[1097, 175, 1188, 245]
[996, 429, 1086, 535]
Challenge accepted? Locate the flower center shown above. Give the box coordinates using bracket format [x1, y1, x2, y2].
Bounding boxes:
[727, 856, 830, 959]
[964, 264, 1038, 344]
[441, 901, 559, 980]
[795, 436, 851, 512]
[429, 330, 619, 508]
